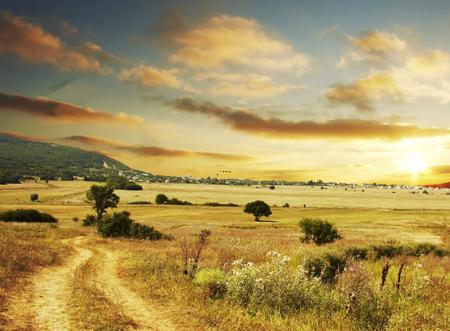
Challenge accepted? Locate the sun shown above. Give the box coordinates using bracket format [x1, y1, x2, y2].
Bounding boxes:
[406, 154, 427, 176]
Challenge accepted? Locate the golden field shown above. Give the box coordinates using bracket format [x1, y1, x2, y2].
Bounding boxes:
[0, 180, 449, 330]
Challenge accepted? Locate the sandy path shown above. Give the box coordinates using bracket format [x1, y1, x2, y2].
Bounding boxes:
[4, 236, 176, 331]
[4, 236, 92, 330]
[94, 246, 176, 331]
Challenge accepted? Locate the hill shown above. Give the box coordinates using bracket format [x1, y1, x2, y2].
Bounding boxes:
[0, 134, 130, 183]
[424, 182, 450, 189]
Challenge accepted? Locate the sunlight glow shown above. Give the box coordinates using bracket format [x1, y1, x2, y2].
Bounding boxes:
[405, 154, 427, 176]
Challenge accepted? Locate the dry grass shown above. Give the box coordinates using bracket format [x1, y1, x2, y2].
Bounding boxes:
[0, 181, 449, 330]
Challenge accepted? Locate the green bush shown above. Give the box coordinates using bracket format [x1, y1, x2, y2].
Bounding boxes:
[303, 253, 347, 283]
[299, 218, 341, 245]
[0, 209, 57, 223]
[155, 194, 169, 204]
[30, 193, 39, 202]
[227, 251, 334, 315]
[97, 211, 133, 237]
[97, 211, 171, 240]
[345, 247, 369, 260]
[194, 268, 227, 299]
[82, 214, 97, 226]
[203, 202, 239, 207]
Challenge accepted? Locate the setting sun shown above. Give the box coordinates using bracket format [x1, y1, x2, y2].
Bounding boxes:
[406, 154, 427, 176]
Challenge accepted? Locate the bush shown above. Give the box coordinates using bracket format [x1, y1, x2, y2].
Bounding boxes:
[0, 209, 57, 223]
[155, 194, 169, 204]
[30, 193, 39, 202]
[194, 268, 227, 299]
[243, 200, 272, 221]
[227, 251, 333, 315]
[303, 253, 347, 283]
[269, 185, 275, 190]
[168, 198, 192, 205]
[203, 202, 239, 207]
[282, 202, 290, 208]
[82, 214, 97, 226]
[345, 247, 369, 260]
[299, 218, 341, 245]
[97, 211, 133, 237]
[97, 211, 170, 241]
[123, 183, 143, 190]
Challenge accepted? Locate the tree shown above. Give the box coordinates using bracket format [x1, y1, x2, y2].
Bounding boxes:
[30, 193, 39, 202]
[155, 193, 169, 204]
[86, 185, 119, 221]
[299, 218, 341, 245]
[243, 200, 272, 221]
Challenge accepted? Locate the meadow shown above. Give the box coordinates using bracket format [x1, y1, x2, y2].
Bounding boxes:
[0, 180, 449, 330]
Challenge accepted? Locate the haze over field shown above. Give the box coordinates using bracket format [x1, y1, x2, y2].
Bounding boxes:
[1, 0, 450, 184]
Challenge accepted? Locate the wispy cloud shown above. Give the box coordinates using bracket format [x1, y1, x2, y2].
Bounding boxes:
[62, 135, 254, 161]
[168, 97, 450, 140]
[0, 91, 143, 125]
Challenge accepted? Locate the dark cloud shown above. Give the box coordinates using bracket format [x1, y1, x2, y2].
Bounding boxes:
[0, 91, 143, 125]
[168, 97, 450, 140]
[62, 135, 254, 161]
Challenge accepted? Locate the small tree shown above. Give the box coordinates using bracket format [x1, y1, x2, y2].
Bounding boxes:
[155, 193, 169, 204]
[86, 185, 119, 221]
[244, 200, 272, 221]
[30, 193, 39, 202]
[299, 218, 341, 245]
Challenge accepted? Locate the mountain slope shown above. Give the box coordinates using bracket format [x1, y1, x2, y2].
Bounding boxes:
[0, 134, 130, 182]
[424, 182, 450, 189]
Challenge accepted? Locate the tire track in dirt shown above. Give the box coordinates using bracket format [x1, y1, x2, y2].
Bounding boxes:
[94, 246, 176, 331]
[4, 236, 92, 331]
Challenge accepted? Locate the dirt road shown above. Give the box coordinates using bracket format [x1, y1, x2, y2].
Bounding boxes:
[4, 236, 176, 331]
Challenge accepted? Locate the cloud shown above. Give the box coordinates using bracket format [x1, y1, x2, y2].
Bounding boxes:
[60, 20, 79, 36]
[0, 91, 143, 125]
[348, 30, 407, 56]
[0, 11, 110, 73]
[428, 165, 450, 175]
[119, 64, 182, 88]
[207, 73, 302, 98]
[62, 135, 254, 161]
[325, 72, 402, 112]
[168, 97, 450, 140]
[167, 15, 309, 73]
[405, 49, 450, 78]
[0, 131, 41, 141]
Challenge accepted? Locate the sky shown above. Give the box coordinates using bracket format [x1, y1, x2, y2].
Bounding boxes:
[0, 0, 450, 184]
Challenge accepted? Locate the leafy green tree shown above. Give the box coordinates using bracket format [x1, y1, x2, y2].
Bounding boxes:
[243, 200, 272, 221]
[86, 185, 119, 221]
[155, 193, 169, 204]
[299, 218, 341, 245]
[30, 193, 39, 202]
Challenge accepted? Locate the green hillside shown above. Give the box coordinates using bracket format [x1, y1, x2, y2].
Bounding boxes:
[0, 134, 130, 183]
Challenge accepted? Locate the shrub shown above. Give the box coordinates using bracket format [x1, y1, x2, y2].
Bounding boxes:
[269, 185, 275, 190]
[129, 223, 163, 240]
[30, 193, 39, 202]
[243, 200, 272, 221]
[98, 211, 133, 238]
[168, 198, 192, 205]
[227, 251, 333, 315]
[180, 229, 211, 277]
[203, 202, 239, 207]
[155, 194, 169, 204]
[96, 211, 170, 241]
[0, 209, 57, 223]
[82, 214, 97, 226]
[282, 202, 290, 208]
[304, 253, 347, 283]
[345, 247, 369, 260]
[123, 183, 143, 190]
[194, 268, 227, 299]
[371, 243, 404, 259]
[299, 218, 341, 245]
